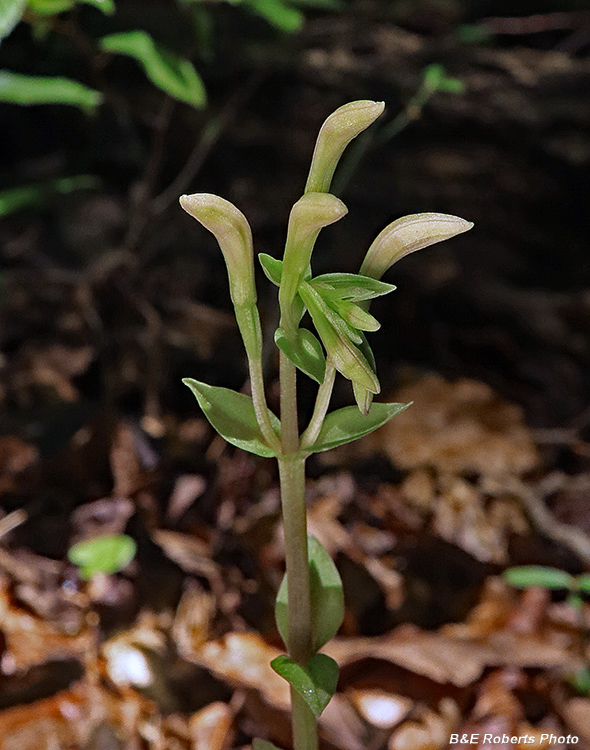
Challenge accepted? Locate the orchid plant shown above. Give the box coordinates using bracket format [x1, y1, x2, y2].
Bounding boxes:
[180, 100, 473, 750]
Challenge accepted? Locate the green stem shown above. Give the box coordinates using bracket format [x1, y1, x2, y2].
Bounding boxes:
[300, 360, 336, 450]
[291, 689, 319, 750]
[278, 350, 318, 750]
[279, 351, 299, 456]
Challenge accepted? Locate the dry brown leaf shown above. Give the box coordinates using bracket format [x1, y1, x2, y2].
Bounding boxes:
[325, 623, 577, 688]
[336, 375, 539, 478]
[189, 701, 234, 750]
[563, 698, 590, 741]
[190, 632, 290, 710]
[0, 436, 39, 494]
[389, 699, 459, 750]
[0, 583, 91, 671]
[167, 475, 207, 522]
[173, 584, 217, 656]
[0, 683, 88, 750]
[348, 689, 412, 729]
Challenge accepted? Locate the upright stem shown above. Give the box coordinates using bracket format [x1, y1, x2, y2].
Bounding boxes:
[278, 351, 318, 750]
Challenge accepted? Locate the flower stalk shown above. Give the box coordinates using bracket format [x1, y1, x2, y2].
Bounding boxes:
[181, 100, 473, 750]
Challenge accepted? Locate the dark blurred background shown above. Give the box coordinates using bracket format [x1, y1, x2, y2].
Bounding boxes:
[1, 0, 589, 443]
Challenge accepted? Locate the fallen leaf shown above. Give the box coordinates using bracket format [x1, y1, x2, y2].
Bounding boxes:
[348, 688, 412, 729]
[189, 701, 234, 750]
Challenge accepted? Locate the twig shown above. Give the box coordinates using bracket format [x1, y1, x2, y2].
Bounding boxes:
[480, 12, 590, 35]
[501, 477, 590, 567]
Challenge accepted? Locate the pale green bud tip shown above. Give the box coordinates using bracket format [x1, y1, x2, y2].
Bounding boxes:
[291, 192, 348, 231]
[305, 100, 385, 194]
[180, 193, 256, 306]
[360, 212, 473, 280]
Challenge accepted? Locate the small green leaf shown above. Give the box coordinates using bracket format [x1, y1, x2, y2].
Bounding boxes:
[68, 534, 136, 580]
[100, 31, 206, 108]
[437, 77, 464, 94]
[0, 70, 102, 108]
[503, 566, 574, 591]
[183, 379, 280, 457]
[577, 574, 590, 595]
[0, 175, 99, 217]
[311, 272, 396, 302]
[309, 400, 410, 453]
[276, 535, 344, 652]
[567, 666, 590, 696]
[252, 741, 282, 750]
[271, 653, 338, 717]
[288, 0, 341, 8]
[312, 285, 381, 332]
[456, 23, 494, 45]
[80, 0, 115, 13]
[0, 0, 27, 40]
[247, 0, 303, 32]
[258, 253, 283, 286]
[27, 0, 74, 13]
[274, 327, 325, 384]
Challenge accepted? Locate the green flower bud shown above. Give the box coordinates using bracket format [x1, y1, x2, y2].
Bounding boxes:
[360, 213, 474, 280]
[180, 193, 256, 307]
[299, 282, 379, 394]
[279, 192, 347, 335]
[305, 100, 385, 194]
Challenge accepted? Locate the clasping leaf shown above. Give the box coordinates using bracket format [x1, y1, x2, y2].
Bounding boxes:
[271, 653, 339, 718]
[276, 535, 344, 652]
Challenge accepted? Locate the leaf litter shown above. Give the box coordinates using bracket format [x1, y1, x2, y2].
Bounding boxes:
[0, 348, 589, 747]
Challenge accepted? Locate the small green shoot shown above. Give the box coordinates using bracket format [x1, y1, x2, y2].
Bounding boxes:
[504, 565, 590, 696]
[68, 533, 137, 580]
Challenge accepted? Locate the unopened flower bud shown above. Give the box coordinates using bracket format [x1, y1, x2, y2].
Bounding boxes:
[305, 100, 385, 194]
[360, 212, 473, 280]
[180, 193, 256, 307]
[279, 192, 347, 334]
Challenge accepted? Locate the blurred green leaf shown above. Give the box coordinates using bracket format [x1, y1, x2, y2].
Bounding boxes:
[27, 0, 114, 14]
[0, 0, 27, 41]
[503, 566, 574, 591]
[246, 0, 302, 32]
[68, 534, 136, 580]
[27, 0, 74, 13]
[0, 70, 102, 108]
[577, 574, 590, 595]
[276, 535, 344, 652]
[308, 400, 410, 453]
[288, 0, 341, 8]
[271, 653, 338, 717]
[423, 63, 464, 95]
[183, 378, 280, 457]
[100, 30, 206, 108]
[252, 742, 282, 750]
[567, 666, 590, 696]
[0, 174, 99, 217]
[457, 23, 494, 45]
